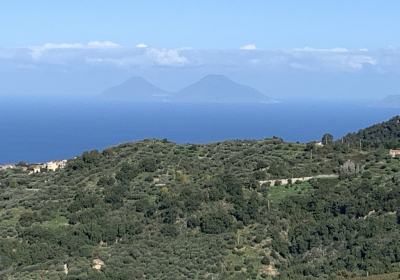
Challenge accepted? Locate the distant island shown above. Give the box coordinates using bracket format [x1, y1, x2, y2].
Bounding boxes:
[370, 95, 400, 108]
[99, 74, 277, 103]
[99, 76, 172, 102]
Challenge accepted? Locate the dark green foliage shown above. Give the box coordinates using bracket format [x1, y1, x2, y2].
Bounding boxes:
[104, 184, 128, 209]
[253, 170, 267, 180]
[19, 212, 42, 227]
[322, 133, 334, 144]
[138, 157, 157, 172]
[201, 210, 232, 234]
[68, 192, 100, 213]
[160, 224, 178, 237]
[2, 123, 400, 279]
[187, 216, 200, 229]
[68, 150, 101, 171]
[261, 256, 270, 265]
[343, 115, 400, 149]
[115, 163, 139, 182]
[97, 176, 115, 187]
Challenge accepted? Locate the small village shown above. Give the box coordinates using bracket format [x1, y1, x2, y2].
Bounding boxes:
[0, 159, 68, 174]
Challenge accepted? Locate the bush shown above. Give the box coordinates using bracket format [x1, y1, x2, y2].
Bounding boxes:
[160, 224, 178, 237]
[234, 265, 242, 271]
[261, 256, 270, 265]
[201, 211, 233, 234]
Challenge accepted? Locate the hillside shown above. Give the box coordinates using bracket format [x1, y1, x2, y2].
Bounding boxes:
[341, 115, 400, 149]
[1, 118, 400, 279]
[99, 76, 171, 101]
[170, 74, 276, 103]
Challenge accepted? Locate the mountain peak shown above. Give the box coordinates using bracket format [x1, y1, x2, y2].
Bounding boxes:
[371, 95, 400, 108]
[170, 74, 276, 103]
[99, 76, 171, 101]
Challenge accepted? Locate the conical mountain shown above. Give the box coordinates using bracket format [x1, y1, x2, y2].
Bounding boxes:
[169, 74, 276, 103]
[371, 95, 400, 108]
[99, 76, 171, 101]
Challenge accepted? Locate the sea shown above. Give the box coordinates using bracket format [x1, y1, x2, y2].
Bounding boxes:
[0, 96, 399, 165]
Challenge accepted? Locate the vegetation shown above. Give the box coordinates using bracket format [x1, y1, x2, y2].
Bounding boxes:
[1, 117, 400, 279]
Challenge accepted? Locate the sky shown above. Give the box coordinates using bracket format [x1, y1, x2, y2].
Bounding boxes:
[1, 0, 400, 99]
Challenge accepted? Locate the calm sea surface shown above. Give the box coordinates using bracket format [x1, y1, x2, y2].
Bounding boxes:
[0, 97, 398, 164]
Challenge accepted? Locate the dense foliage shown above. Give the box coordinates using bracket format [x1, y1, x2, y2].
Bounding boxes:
[342, 116, 400, 149]
[1, 117, 400, 279]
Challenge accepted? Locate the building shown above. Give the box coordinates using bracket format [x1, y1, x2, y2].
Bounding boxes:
[1, 164, 15, 170]
[389, 149, 400, 157]
[314, 141, 323, 146]
[33, 165, 42, 173]
[46, 160, 67, 171]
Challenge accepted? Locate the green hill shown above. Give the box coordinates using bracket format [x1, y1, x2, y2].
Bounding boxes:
[341, 115, 400, 149]
[1, 119, 400, 279]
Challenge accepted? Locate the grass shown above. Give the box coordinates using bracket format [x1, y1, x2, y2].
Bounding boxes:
[41, 214, 69, 229]
[267, 180, 312, 202]
[220, 227, 276, 279]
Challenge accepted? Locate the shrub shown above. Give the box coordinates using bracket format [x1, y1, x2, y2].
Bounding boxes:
[261, 256, 270, 265]
[234, 265, 242, 271]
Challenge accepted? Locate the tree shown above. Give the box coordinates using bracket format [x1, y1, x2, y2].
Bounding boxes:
[17, 161, 27, 167]
[261, 256, 270, 265]
[322, 133, 334, 145]
[305, 142, 315, 151]
[201, 210, 232, 234]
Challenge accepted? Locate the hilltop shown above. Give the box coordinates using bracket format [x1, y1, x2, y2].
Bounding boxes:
[1, 118, 400, 279]
[99, 76, 171, 101]
[170, 74, 276, 103]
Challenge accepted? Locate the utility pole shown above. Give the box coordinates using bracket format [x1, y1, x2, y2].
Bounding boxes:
[359, 139, 362, 150]
[310, 149, 312, 160]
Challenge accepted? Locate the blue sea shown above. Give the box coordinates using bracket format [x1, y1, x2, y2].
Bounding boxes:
[0, 96, 399, 164]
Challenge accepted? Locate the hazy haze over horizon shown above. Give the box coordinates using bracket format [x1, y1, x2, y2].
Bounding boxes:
[1, 1, 399, 100]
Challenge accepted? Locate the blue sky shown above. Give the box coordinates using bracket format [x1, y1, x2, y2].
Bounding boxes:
[2, 0, 399, 49]
[1, 1, 399, 99]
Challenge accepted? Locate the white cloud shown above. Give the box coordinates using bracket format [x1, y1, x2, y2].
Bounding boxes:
[87, 41, 120, 47]
[177, 47, 193, 51]
[240, 44, 257, 50]
[136, 43, 148, 48]
[346, 55, 377, 69]
[85, 57, 104, 63]
[85, 47, 189, 67]
[4, 43, 400, 73]
[29, 41, 120, 60]
[85, 56, 148, 67]
[292, 47, 349, 52]
[146, 48, 188, 66]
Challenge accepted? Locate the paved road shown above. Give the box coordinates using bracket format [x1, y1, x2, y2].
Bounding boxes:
[259, 174, 338, 186]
